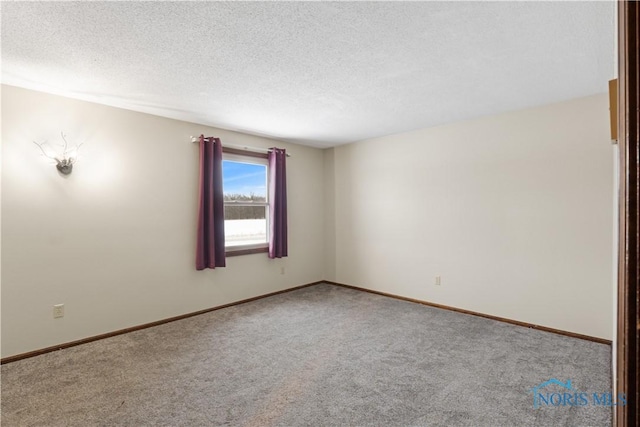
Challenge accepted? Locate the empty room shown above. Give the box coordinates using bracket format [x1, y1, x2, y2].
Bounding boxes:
[1, 1, 632, 426]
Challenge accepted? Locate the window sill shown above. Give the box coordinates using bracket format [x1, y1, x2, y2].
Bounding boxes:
[225, 247, 268, 257]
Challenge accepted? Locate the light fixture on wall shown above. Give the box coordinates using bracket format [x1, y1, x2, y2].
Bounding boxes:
[32, 132, 83, 175]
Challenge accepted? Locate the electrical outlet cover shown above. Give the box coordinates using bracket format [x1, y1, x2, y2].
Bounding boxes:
[53, 304, 64, 318]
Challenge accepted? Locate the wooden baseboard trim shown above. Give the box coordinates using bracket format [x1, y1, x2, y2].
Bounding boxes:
[1, 281, 323, 365]
[2, 279, 610, 364]
[323, 281, 612, 345]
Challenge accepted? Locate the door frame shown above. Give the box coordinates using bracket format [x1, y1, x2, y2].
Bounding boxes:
[616, 2, 639, 426]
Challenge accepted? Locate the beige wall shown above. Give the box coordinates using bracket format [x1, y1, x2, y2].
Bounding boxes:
[1, 85, 325, 358]
[326, 93, 614, 340]
[323, 148, 336, 282]
[1, 86, 615, 358]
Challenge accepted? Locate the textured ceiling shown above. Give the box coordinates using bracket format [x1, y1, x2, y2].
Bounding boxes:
[1, 2, 614, 148]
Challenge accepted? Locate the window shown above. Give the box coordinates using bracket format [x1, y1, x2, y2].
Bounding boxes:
[222, 150, 269, 254]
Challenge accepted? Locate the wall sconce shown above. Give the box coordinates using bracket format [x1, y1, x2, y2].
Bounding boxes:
[33, 132, 83, 175]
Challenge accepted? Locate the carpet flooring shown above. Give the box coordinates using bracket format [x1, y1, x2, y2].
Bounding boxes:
[1, 283, 612, 426]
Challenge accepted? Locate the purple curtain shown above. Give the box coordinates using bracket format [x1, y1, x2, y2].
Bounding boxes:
[196, 135, 226, 270]
[268, 148, 288, 258]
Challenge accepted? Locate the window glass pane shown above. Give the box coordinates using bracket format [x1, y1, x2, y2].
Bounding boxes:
[223, 159, 268, 248]
[222, 160, 267, 202]
[224, 206, 267, 247]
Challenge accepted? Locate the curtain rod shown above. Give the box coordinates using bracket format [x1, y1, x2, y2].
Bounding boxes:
[190, 136, 291, 157]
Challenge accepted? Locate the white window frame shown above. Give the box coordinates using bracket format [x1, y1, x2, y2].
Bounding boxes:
[222, 152, 270, 253]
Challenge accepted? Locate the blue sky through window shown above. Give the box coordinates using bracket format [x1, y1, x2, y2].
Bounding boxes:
[222, 160, 267, 198]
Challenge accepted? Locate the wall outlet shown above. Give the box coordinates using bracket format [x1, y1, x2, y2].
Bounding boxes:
[280, 267, 285, 275]
[53, 304, 64, 318]
[435, 276, 441, 286]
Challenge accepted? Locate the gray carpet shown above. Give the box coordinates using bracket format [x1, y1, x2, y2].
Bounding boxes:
[1, 283, 612, 426]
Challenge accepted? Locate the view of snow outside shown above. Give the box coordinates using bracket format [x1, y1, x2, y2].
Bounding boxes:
[225, 219, 267, 246]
